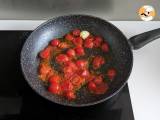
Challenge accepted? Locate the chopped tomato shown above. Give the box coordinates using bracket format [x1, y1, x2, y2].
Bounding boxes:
[48, 83, 61, 95]
[87, 74, 95, 82]
[64, 61, 78, 71]
[63, 66, 74, 75]
[88, 81, 97, 91]
[64, 72, 73, 79]
[107, 68, 116, 80]
[84, 36, 94, 48]
[65, 34, 74, 41]
[50, 39, 60, 46]
[92, 56, 105, 69]
[49, 75, 61, 84]
[56, 54, 69, 63]
[72, 29, 81, 37]
[39, 47, 51, 59]
[93, 75, 103, 85]
[101, 43, 109, 52]
[94, 82, 108, 94]
[61, 81, 73, 92]
[63, 62, 77, 79]
[66, 49, 76, 58]
[64, 61, 75, 66]
[58, 42, 70, 49]
[93, 36, 103, 47]
[76, 60, 88, 69]
[75, 47, 85, 56]
[65, 91, 76, 100]
[73, 37, 83, 46]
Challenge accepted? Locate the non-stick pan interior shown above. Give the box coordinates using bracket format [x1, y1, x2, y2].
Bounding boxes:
[21, 15, 133, 106]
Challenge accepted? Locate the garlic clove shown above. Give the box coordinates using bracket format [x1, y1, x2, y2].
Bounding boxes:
[80, 31, 90, 39]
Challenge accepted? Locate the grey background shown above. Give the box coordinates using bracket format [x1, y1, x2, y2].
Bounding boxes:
[0, 0, 159, 20]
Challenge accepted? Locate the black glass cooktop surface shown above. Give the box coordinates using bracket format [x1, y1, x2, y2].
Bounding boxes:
[0, 31, 134, 120]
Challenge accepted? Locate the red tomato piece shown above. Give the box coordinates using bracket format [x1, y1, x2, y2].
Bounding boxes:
[65, 34, 74, 41]
[64, 61, 78, 71]
[65, 61, 76, 68]
[86, 35, 94, 40]
[56, 54, 69, 63]
[93, 36, 103, 47]
[92, 56, 105, 69]
[87, 74, 95, 82]
[76, 60, 88, 69]
[39, 47, 51, 59]
[64, 73, 74, 80]
[61, 81, 73, 92]
[72, 29, 81, 37]
[93, 75, 103, 85]
[73, 37, 83, 46]
[84, 36, 94, 48]
[66, 91, 76, 100]
[75, 47, 85, 56]
[63, 66, 73, 75]
[107, 68, 116, 80]
[88, 81, 97, 91]
[50, 39, 60, 46]
[63, 61, 78, 79]
[48, 83, 61, 95]
[49, 75, 61, 84]
[94, 82, 108, 94]
[66, 49, 76, 58]
[101, 43, 109, 52]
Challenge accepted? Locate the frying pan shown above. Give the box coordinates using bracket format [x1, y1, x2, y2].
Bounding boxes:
[21, 15, 160, 107]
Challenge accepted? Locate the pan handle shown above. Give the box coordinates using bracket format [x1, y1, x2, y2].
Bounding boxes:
[128, 28, 160, 50]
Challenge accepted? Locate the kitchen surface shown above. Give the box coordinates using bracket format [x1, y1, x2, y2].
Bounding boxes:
[0, 0, 159, 20]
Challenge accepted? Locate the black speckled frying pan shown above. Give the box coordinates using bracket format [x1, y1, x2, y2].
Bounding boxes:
[21, 15, 160, 107]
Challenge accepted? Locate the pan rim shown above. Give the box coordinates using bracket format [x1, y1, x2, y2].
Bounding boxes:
[20, 14, 133, 107]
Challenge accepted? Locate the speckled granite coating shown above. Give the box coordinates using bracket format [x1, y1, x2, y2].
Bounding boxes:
[20, 15, 133, 107]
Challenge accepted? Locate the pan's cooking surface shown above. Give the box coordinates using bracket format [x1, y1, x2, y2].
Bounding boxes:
[21, 15, 133, 106]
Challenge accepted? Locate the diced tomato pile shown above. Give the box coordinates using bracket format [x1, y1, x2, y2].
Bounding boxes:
[38, 29, 117, 100]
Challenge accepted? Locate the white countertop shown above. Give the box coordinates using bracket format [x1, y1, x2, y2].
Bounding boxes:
[0, 21, 160, 120]
[0, 0, 159, 20]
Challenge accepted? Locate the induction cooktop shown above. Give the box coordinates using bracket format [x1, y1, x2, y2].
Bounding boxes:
[0, 31, 134, 120]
